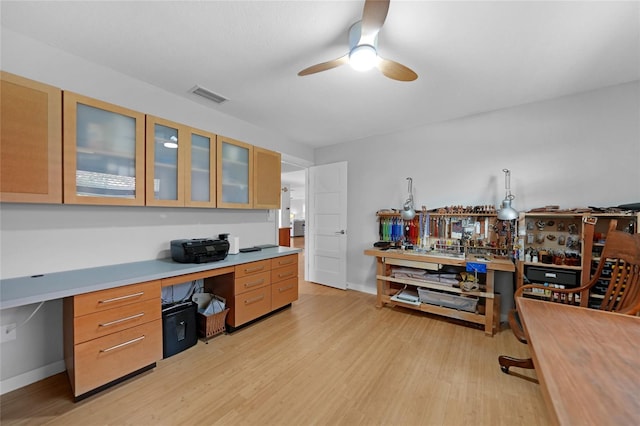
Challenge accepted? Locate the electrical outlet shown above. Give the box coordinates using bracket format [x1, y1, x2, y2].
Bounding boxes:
[1, 324, 17, 343]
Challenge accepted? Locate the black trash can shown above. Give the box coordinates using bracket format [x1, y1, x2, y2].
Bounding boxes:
[162, 301, 198, 358]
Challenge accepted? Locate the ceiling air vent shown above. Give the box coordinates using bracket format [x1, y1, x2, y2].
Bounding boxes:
[190, 85, 228, 104]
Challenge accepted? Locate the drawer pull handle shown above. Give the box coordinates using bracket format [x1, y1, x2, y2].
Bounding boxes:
[245, 295, 265, 305]
[99, 335, 145, 353]
[278, 285, 294, 292]
[98, 292, 144, 304]
[244, 279, 265, 288]
[278, 272, 295, 279]
[244, 266, 265, 273]
[277, 260, 294, 266]
[545, 273, 557, 278]
[99, 313, 145, 327]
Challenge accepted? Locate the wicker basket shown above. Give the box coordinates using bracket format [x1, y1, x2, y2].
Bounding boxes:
[197, 308, 229, 342]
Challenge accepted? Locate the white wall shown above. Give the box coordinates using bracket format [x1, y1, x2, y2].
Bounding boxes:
[0, 27, 313, 392]
[314, 81, 640, 294]
[290, 199, 306, 221]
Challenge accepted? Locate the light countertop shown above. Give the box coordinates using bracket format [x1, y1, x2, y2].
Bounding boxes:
[0, 247, 301, 310]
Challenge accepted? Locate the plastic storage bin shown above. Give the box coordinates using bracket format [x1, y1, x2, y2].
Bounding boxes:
[417, 288, 478, 313]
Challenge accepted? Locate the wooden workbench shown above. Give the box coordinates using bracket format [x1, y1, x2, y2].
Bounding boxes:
[365, 248, 515, 336]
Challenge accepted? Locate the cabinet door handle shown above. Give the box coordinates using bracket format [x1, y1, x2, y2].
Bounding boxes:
[278, 285, 294, 292]
[98, 292, 144, 304]
[244, 266, 265, 273]
[99, 312, 145, 328]
[244, 279, 265, 289]
[99, 335, 145, 353]
[278, 272, 295, 279]
[244, 294, 265, 305]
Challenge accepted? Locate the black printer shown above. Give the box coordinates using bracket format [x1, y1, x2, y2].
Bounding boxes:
[170, 238, 230, 264]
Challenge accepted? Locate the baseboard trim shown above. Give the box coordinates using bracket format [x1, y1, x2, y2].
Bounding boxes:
[346, 282, 376, 295]
[0, 360, 66, 395]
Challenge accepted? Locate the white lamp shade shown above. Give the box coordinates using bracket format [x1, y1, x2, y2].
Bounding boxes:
[497, 199, 519, 220]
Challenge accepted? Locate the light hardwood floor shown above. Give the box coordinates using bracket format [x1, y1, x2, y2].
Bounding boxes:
[1, 261, 549, 425]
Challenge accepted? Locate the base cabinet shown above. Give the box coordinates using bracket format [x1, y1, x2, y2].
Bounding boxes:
[208, 254, 299, 328]
[63, 280, 162, 399]
[271, 256, 298, 310]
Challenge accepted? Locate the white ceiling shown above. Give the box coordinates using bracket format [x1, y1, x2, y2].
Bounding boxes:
[2, 1, 638, 152]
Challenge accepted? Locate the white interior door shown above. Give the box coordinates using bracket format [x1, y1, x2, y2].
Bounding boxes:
[307, 161, 347, 290]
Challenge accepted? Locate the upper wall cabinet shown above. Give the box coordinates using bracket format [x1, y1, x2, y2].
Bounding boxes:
[145, 116, 186, 207]
[63, 92, 145, 205]
[146, 117, 217, 207]
[253, 147, 281, 209]
[185, 127, 217, 208]
[1, 72, 62, 203]
[217, 136, 254, 209]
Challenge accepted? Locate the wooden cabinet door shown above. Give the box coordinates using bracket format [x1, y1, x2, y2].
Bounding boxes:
[185, 127, 217, 207]
[0, 72, 62, 203]
[63, 92, 145, 205]
[145, 115, 187, 206]
[253, 146, 281, 209]
[216, 136, 253, 208]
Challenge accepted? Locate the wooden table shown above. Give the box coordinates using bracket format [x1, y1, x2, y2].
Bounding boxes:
[517, 298, 640, 425]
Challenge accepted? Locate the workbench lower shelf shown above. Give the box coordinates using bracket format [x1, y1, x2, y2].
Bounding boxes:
[381, 294, 487, 326]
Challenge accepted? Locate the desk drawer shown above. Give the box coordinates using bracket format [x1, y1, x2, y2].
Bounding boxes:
[235, 270, 271, 295]
[74, 299, 160, 344]
[72, 319, 162, 396]
[234, 287, 271, 326]
[272, 277, 298, 310]
[235, 260, 270, 278]
[525, 266, 579, 287]
[271, 254, 298, 269]
[271, 264, 297, 283]
[74, 281, 160, 317]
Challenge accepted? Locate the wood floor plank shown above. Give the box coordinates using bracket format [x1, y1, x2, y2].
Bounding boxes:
[1, 273, 549, 425]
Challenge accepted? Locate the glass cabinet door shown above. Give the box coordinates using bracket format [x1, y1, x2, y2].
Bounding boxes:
[63, 92, 145, 205]
[145, 116, 185, 206]
[185, 128, 216, 207]
[216, 136, 253, 208]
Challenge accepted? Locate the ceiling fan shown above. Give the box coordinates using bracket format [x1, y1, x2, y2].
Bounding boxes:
[298, 0, 417, 82]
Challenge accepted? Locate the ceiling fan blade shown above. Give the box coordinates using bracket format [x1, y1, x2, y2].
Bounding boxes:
[360, 0, 390, 43]
[377, 57, 418, 82]
[298, 54, 349, 76]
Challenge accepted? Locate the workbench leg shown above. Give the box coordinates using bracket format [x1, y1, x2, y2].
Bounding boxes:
[485, 270, 495, 336]
[375, 258, 384, 308]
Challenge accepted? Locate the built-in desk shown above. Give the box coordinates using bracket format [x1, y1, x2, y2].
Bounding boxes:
[0, 247, 300, 399]
[0, 247, 300, 310]
[365, 248, 514, 335]
[517, 298, 640, 425]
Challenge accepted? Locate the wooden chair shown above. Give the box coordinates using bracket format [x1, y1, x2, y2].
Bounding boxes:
[498, 223, 640, 374]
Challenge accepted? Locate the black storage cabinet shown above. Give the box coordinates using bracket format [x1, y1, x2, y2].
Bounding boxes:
[162, 301, 198, 358]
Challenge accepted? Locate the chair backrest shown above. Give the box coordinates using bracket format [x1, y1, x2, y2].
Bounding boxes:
[588, 230, 640, 315]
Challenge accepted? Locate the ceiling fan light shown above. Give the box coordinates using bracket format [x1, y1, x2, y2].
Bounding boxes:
[349, 44, 377, 71]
